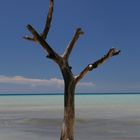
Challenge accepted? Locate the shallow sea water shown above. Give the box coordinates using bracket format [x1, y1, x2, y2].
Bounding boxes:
[0, 93, 140, 140]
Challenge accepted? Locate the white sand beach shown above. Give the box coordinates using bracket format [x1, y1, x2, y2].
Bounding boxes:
[0, 94, 140, 140]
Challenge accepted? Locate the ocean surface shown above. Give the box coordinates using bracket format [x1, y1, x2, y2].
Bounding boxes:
[0, 93, 140, 140]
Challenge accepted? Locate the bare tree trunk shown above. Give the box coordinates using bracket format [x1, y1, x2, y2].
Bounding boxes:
[59, 63, 76, 140]
[23, 0, 120, 140]
[60, 80, 76, 140]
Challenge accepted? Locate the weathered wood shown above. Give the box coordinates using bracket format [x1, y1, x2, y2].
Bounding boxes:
[60, 78, 76, 140]
[75, 48, 121, 83]
[23, 0, 54, 41]
[41, 0, 54, 39]
[63, 28, 84, 60]
[24, 0, 120, 140]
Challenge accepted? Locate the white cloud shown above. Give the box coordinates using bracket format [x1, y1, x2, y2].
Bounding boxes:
[78, 82, 95, 87]
[0, 75, 95, 88]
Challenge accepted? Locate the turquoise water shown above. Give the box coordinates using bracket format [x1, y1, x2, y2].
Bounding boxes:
[0, 93, 140, 117]
[0, 93, 140, 140]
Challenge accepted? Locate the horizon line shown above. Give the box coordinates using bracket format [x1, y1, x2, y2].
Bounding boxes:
[0, 92, 140, 96]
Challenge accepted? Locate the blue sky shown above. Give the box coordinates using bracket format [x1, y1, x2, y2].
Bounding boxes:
[0, 0, 140, 93]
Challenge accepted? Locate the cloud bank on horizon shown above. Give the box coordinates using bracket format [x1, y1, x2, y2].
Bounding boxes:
[0, 75, 95, 93]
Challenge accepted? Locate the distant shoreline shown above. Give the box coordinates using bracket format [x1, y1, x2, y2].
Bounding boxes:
[0, 92, 140, 96]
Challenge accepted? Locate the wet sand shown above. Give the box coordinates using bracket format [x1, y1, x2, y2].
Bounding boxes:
[0, 110, 140, 140]
[0, 94, 140, 140]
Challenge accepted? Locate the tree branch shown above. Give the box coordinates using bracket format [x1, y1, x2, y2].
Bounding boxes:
[63, 28, 84, 60]
[23, 36, 36, 42]
[75, 48, 121, 83]
[23, 0, 54, 41]
[41, 0, 54, 39]
[25, 24, 58, 60]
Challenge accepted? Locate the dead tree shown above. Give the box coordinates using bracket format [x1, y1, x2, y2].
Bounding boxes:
[24, 0, 120, 140]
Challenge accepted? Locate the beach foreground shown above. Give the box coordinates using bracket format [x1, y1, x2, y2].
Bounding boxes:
[0, 111, 140, 140]
[0, 94, 140, 140]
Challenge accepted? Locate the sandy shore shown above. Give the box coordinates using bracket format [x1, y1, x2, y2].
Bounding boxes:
[0, 110, 140, 140]
[0, 94, 140, 140]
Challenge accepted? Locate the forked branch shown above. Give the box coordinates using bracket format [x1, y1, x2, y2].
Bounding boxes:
[26, 24, 58, 60]
[63, 28, 84, 60]
[75, 48, 121, 83]
[23, 0, 54, 41]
